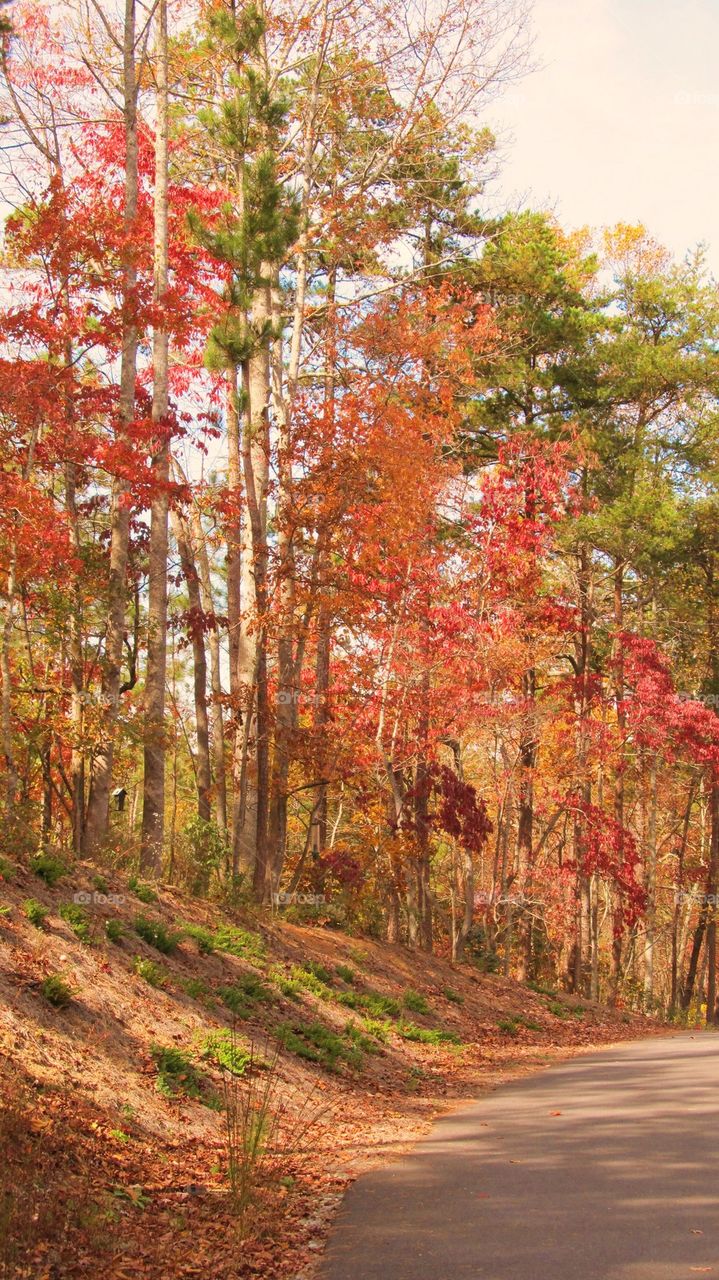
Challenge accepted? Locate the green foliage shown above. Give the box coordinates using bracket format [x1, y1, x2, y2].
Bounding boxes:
[547, 1001, 568, 1018]
[132, 956, 168, 988]
[0, 856, 15, 881]
[150, 1044, 204, 1100]
[497, 1017, 519, 1036]
[336, 990, 400, 1018]
[213, 924, 265, 963]
[40, 974, 73, 1008]
[335, 964, 355, 984]
[179, 977, 211, 1001]
[128, 876, 158, 904]
[403, 989, 430, 1015]
[179, 817, 228, 896]
[31, 851, 66, 887]
[59, 902, 92, 943]
[288, 964, 333, 1000]
[346, 946, 369, 969]
[92, 875, 109, 894]
[443, 987, 464, 1004]
[275, 1020, 364, 1072]
[201, 1029, 251, 1077]
[219, 973, 272, 1018]
[23, 898, 48, 928]
[181, 923, 216, 955]
[397, 1022, 461, 1045]
[344, 1022, 381, 1054]
[361, 1017, 392, 1043]
[133, 915, 182, 954]
[105, 918, 124, 944]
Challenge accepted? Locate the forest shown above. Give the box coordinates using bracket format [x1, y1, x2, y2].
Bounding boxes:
[2, 0, 719, 1026]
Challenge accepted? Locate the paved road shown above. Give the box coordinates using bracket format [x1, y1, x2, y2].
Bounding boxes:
[318, 1034, 719, 1280]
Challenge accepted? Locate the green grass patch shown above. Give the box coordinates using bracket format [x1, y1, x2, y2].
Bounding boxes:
[336, 990, 400, 1019]
[276, 1020, 364, 1071]
[128, 876, 158, 904]
[403, 989, 430, 1015]
[59, 902, 92, 943]
[132, 956, 168, 988]
[150, 1044, 204, 1100]
[181, 923, 216, 955]
[397, 1022, 461, 1045]
[346, 946, 369, 969]
[133, 915, 182, 954]
[218, 972, 272, 1018]
[179, 977, 211, 1001]
[40, 974, 73, 1008]
[213, 924, 265, 963]
[105, 918, 124, 943]
[0, 856, 15, 881]
[200, 1029, 250, 1077]
[335, 964, 355, 984]
[31, 851, 66, 886]
[443, 987, 464, 1004]
[547, 1001, 568, 1018]
[23, 898, 48, 928]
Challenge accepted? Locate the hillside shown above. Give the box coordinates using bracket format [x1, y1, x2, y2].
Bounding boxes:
[0, 854, 660, 1279]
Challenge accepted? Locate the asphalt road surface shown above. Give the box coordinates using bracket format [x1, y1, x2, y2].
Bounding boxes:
[318, 1034, 719, 1280]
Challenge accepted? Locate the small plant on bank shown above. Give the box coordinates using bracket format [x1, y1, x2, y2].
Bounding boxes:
[132, 956, 168, 988]
[0, 856, 15, 881]
[275, 1020, 364, 1071]
[443, 987, 464, 1004]
[397, 1022, 461, 1045]
[150, 1044, 204, 1100]
[40, 974, 73, 1008]
[201, 1029, 251, 1077]
[219, 973, 273, 1018]
[133, 915, 181, 954]
[105, 918, 124, 944]
[181, 923, 216, 955]
[213, 924, 265, 963]
[335, 964, 355, 984]
[30, 851, 66, 887]
[403, 989, 430, 1015]
[128, 875, 158, 904]
[23, 899, 48, 929]
[59, 902, 92, 943]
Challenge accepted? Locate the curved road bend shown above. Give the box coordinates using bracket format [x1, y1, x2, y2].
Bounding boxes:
[318, 1034, 719, 1280]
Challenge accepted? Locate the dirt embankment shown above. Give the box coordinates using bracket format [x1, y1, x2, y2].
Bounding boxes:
[0, 856, 661, 1279]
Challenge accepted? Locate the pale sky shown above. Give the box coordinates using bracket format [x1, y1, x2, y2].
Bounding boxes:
[489, 0, 719, 272]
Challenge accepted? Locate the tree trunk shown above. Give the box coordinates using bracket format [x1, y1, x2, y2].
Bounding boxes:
[171, 510, 211, 823]
[140, 0, 170, 873]
[84, 0, 138, 854]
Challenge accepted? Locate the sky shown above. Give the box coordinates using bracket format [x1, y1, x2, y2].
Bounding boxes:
[488, 0, 719, 271]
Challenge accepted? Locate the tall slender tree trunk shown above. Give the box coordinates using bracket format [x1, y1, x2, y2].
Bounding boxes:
[85, 0, 139, 854]
[171, 510, 212, 822]
[140, 0, 170, 873]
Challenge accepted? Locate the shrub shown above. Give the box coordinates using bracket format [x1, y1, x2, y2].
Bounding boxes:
[304, 960, 333, 985]
[179, 816, 228, 896]
[105, 918, 124, 944]
[362, 1017, 392, 1042]
[403, 989, 430, 1015]
[59, 902, 91, 943]
[443, 987, 464, 1004]
[344, 1022, 381, 1054]
[335, 964, 355, 984]
[219, 972, 272, 1018]
[92, 875, 109, 894]
[276, 1020, 363, 1071]
[547, 1000, 568, 1019]
[132, 956, 168, 988]
[213, 925, 265, 963]
[288, 964, 332, 1000]
[336, 990, 400, 1018]
[0, 856, 15, 881]
[128, 876, 158, 904]
[133, 915, 181, 954]
[269, 967, 303, 1001]
[30, 852, 66, 887]
[181, 923, 215, 955]
[150, 1044, 204, 1100]
[397, 1022, 461, 1045]
[201, 1029, 251, 1077]
[23, 898, 48, 929]
[40, 974, 73, 1008]
[179, 977, 211, 1001]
